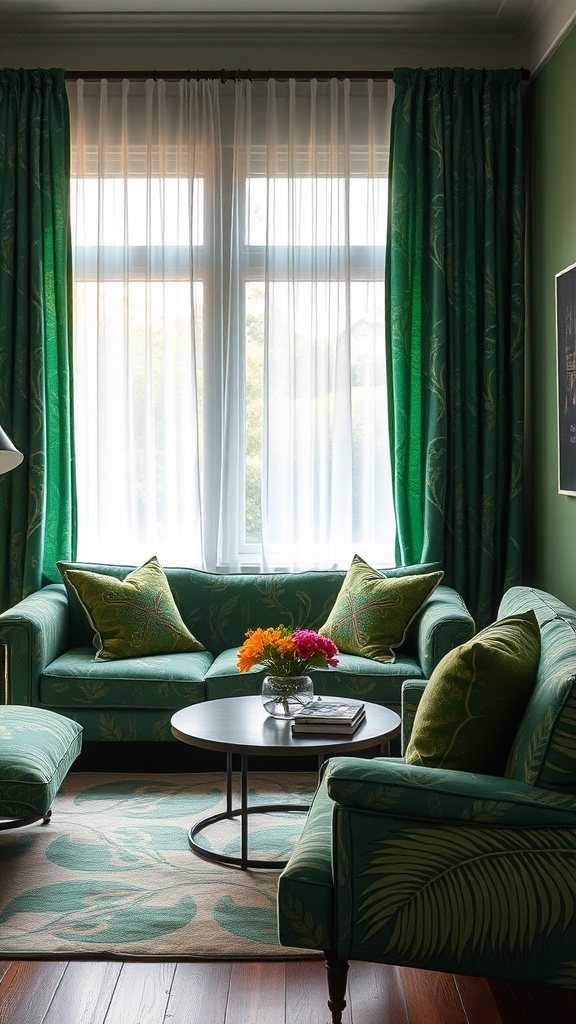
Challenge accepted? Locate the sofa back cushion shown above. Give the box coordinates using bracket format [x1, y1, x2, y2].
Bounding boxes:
[59, 561, 345, 653]
[501, 587, 576, 792]
[57, 559, 442, 657]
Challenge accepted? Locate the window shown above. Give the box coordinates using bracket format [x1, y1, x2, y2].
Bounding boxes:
[69, 78, 394, 572]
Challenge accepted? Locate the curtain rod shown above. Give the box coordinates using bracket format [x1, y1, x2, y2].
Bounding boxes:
[64, 68, 531, 83]
[65, 69, 393, 81]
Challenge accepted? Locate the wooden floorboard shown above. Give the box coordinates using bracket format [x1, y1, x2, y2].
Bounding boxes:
[166, 962, 233, 1024]
[286, 960, 335, 1024]
[41, 961, 123, 1024]
[1, 960, 576, 1024]
[347, 962, 409, 1024]
[0, 961, 67, 1024]
[453, 974, 504, 1024]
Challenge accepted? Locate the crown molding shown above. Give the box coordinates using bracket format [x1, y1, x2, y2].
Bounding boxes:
[0, 10, 523, 45]
[522, 0, 576, 74]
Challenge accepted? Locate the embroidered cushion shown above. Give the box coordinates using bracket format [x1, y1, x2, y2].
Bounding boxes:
[319, 554, 443, 663]
[57, 555, 205, 661]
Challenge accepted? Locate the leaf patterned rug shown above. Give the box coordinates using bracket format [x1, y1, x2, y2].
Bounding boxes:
[0, 772, 319, 960]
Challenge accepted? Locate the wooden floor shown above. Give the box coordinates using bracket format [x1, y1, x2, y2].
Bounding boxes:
[1, 959, 576, 1024]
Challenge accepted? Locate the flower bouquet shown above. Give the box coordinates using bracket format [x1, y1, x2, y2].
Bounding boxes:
[237, 625, 339, 717]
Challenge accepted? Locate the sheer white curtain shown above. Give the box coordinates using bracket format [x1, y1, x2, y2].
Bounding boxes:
[68, 77, 394, 572]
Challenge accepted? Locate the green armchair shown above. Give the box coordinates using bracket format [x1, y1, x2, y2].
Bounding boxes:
[277, 586, 576, 1022]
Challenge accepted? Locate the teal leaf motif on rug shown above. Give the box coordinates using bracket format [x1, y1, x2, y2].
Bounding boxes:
[0, 881, 197, 942]
[45, 827, 189, 871]
[224, 823, 308, 860]
[0, 771, 317, 959]
[214, 895, 278, 945]
[74, 779, 222, 818]
[57, 895, 197, 943]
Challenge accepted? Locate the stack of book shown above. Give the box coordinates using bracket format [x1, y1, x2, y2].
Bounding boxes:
[292, 699, 366, 736]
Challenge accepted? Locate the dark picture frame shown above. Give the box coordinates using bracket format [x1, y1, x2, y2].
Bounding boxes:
[555, 262, 576, 496]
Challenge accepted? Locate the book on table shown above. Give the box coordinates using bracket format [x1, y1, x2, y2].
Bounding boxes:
[293, 699, 365, 724]
[291, 699, 366, 734]
[292, 710, 366, 736]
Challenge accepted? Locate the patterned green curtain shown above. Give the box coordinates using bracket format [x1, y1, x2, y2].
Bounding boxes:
[385, 68, 525, 627]
[0, 68, 76, 613]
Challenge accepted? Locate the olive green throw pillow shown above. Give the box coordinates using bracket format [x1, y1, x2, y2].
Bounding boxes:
[57, 556, 205, 661]
[319, 554, 443, 663]
[405, 610, 541, 775]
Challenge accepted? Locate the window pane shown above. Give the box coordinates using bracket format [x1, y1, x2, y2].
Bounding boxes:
[73, 280, 203, 566]
[248, 177, 387, 246]
[244, 279, 395, 565]
[72, 177, 204, 247]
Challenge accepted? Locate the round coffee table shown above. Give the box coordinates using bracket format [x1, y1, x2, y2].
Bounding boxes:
[171, 695, 400, 870]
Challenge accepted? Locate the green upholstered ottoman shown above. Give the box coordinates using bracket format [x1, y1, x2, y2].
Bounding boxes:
[0, 705, 83, 829]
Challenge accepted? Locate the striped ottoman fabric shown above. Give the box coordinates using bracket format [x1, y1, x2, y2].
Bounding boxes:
[0, 705, 83, 828]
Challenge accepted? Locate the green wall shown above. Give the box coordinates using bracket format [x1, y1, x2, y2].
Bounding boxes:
[529, 25, 576, 607]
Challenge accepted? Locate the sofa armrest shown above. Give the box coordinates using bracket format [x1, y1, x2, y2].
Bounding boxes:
[414, 585, 475, 678]
[0, 584, 70, 704]
[325, 756, 576, 827]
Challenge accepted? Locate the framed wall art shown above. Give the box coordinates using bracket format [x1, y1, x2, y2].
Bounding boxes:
[556, 262, 576, 495]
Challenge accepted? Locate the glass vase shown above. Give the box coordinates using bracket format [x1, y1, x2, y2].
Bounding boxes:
[261, 675, 314, 719]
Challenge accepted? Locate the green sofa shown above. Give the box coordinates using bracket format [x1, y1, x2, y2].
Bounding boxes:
[0, 561, 474, 743]
[277, 585, 576, 1020]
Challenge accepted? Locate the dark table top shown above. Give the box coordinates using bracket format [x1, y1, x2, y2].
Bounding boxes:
[171, 694, 400, 757]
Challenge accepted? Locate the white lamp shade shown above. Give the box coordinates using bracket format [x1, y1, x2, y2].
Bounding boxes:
[0, 425, 24, 475]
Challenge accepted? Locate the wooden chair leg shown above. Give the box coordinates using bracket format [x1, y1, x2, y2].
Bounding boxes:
[41, 809, 52, 825]
[324, 951, 349, 1024]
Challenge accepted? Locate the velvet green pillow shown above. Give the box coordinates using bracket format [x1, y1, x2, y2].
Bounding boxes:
[319, 554, 443, 663]
[57, 556, 205, 661]
[405, 610, 541, 775]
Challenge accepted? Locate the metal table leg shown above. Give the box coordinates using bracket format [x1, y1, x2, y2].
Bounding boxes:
[188, 753, 309, 870]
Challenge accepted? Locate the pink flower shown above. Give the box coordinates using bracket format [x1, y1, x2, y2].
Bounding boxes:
[292, 629, 339, 667]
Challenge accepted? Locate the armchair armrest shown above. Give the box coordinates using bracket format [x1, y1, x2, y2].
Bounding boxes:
[401, 679, 427, 753]
[325, 756, 576, 827]
[0, 584, 70, 704]
[414, 585, 475, 677]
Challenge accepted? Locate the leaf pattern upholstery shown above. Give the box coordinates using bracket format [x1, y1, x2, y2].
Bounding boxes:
[0, 566, 474, 743]
[278, 585, 576, 990]
[0, 705, 82, 821]
[353, 824, 576, 969]
[500, 587, 576, 792]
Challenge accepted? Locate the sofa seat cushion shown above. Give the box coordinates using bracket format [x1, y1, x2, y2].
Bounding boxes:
[204, 648, 424, 705]
[277, 771, 335, 952]
[40, 647, 211, 709]
[0, 705, 82, 821]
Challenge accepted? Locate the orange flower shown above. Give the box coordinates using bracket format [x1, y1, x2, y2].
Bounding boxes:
[275, 635, 296, 657]
[236, 626, 291, 672]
